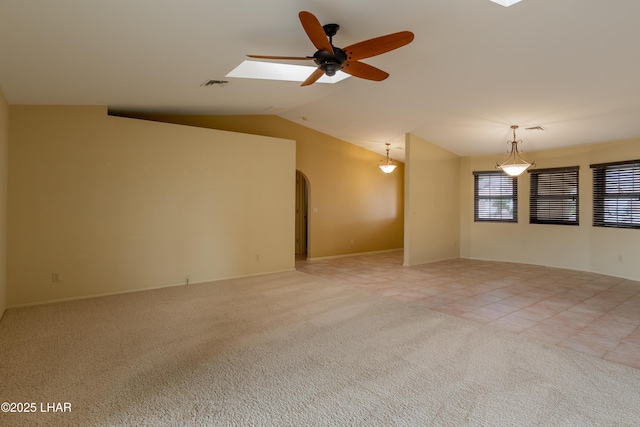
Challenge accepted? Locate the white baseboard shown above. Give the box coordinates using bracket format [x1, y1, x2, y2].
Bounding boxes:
[7, 267, 297, 309]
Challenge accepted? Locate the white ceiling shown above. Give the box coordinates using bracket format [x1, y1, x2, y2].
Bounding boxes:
[2, 0, 640, 162]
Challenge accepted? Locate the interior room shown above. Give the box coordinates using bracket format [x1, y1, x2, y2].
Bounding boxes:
[1, 0, 640, 425]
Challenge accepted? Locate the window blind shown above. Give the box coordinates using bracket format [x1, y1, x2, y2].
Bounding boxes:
[591, 160, 640, 229]
[529, 166, 579, 225]
[473, 171, 517, 222]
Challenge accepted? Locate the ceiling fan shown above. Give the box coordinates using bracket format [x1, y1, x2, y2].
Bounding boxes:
[247, 11, 414, 86]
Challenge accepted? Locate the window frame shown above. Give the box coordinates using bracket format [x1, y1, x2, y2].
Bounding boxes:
[529, 166, 580, 226]
[590, 159, 640, 229]
[473, 171, 518, 223]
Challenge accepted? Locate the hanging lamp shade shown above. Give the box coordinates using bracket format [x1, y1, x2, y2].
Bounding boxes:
[378, 143, 397, 173]
[496, 125, 535, 176]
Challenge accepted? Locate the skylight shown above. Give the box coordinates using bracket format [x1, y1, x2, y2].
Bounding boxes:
[489, 0, 523, 6]
[225, 60, 350, 84]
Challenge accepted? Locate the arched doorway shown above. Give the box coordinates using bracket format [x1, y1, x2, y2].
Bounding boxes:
[295, 170, 309, 258]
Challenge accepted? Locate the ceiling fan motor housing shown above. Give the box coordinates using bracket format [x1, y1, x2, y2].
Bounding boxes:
[313, 47, 347, 76]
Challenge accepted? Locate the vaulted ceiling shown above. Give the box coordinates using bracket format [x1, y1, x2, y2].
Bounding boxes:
[1, 0, 639, 161]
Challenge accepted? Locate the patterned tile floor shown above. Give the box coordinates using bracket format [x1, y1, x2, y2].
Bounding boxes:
[296, 251, 640, 370]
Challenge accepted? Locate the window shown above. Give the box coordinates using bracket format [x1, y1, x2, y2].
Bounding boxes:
[591, 160, 640, 229]
[529, 167, 579, 225]
[473, 171, 518, 222]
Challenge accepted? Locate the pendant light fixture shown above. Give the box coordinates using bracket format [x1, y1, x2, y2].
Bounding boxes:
[496, 125, 535, 176]
[378, 143, 397, 173]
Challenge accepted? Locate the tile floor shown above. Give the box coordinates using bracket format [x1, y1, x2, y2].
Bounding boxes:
[296, 251, 640, 370]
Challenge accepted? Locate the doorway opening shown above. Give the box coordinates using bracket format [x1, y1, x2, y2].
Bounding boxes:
[295, 170, 309, 259]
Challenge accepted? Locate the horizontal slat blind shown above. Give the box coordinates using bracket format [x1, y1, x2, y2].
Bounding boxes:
[591, 160, 640, 229]
[529, 167, 579, 225]
[473, 171, 517, 222]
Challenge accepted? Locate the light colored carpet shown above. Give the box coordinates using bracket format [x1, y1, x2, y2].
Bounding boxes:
[1, 270, 640, 426]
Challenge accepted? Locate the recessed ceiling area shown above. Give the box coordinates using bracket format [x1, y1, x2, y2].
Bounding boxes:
[1, 0, 639, 162]
[226, 60, 350, 84]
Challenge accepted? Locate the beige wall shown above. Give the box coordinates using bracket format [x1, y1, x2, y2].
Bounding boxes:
[404, 133, 460, 266]
[8, 106, 295, 306]
[8, 103, 638, 309]
[460, 138, 640, 280]
[0, 88, 8, 318]
[120, 114, 404, 259]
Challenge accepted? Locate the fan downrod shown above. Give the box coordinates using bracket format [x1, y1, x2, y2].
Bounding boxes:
[312, 23, 344, 76]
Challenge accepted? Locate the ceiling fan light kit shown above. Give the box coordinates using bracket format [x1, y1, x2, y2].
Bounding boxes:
[496, 125, 535, 177]
[246, 11, 414, 86]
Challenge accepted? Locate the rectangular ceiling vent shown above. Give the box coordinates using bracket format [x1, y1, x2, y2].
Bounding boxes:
[201, 79, 229, 87]
[525, 126, 546, 131]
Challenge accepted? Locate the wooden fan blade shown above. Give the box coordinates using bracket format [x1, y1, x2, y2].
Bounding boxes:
[299, 11, 334, 54]
[343, 31, 414, 61]
[301, 68, 325, 86]
[247, 54, 313, 60]
[342, 61, 389, 81]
